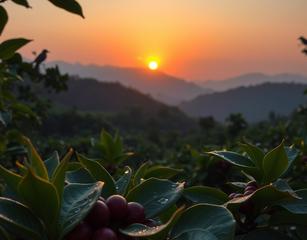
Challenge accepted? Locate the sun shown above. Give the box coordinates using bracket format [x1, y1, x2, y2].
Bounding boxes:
[148, 61, 159, 70]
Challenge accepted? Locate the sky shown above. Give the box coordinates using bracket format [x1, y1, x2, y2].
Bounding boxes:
[2, 0, 307, 80]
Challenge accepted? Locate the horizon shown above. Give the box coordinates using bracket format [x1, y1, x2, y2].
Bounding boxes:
[3, 0, 307, 80]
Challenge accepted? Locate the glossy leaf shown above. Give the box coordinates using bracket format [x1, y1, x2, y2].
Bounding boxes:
[262, 142, 288, 183]
[18, 169, 60, 229]
[240, 142, 264, 169]
[184, 186, 228, 205]
[45, 151, 60, 178]
[65, 168, 94, 184]
[0, 165, 22, 193]
[170, 204, 235, 240]
[120, 207, 184, 239]
[77, 153, 116, 198]
[133, 161, 151, 185]
[59, 182, 104, 237]
[0, 226, 11, 240]
[208, 151, 256, 168]
[145, 166, 183, 179]
[0, 197, 46, 240]
[0, 6, 8, 35]
[116, 166, 132, 196]
[277, 189, 307, 214]
[0, 38, 32, 60]
[127, 178, 184, 218]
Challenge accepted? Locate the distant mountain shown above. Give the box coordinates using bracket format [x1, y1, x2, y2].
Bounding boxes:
[200, 73, 307, 92]
[47, 61, 211, 105]
[46, 77, 194, 130]
[180, 83, 307, 122]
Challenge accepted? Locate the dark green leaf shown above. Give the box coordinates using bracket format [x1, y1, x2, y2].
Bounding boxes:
[0, 6, 8, 35]
[0, 197, 46, 240]
[65, 168, 94, 184]
[45, 151, 60, 179]
[0, 38, 32, 60]
[184, 186, 228, 205]
[77, 153, 116, 198]
[208, 151, 256, 168]
[0, 165, 22, 193]
[240, 229, 291, 240]
[48, 0, 84, 18]
[126, 178, 184, 218]
[116, 166, 132, 196]
[277, 189, 307, 214]
[145, 166, 183, 179]
[60, 182, 104, 237]
[133, 161, 151, 186]
[170, 204, 235, 240]
[262, 142, 288, 183]
[240, 142, 264, 169]
[0, 226, 11, 240]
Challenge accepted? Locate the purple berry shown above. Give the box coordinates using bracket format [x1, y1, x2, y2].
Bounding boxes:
[106, 195, 128, 221]
[92, 228, 118, 240]
[246, 181, 258, 188]
[244, 190, 254, 196]
[85, 200, 110, 229]
[244, 185, 257, 193]
[65, 222, 92, 240]
[126, 202, 145, 224]
[228, 193, 237, 199]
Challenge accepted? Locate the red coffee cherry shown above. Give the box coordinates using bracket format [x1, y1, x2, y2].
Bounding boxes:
[106, 195, 128, 221]
[85, 200, 110, 229]
[65, 222, 92, 240]
[92, 228, 118, 240]
[126, 202, 146, 225]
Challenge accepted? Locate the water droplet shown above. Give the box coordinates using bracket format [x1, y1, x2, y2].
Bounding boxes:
[158, 198, 168, 204]
[124, 170, 129, 174]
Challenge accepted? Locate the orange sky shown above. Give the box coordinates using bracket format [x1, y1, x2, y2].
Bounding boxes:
[2, 0, 307, 80]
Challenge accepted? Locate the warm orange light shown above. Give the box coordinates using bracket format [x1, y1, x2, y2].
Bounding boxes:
[148, 60, 159, 70]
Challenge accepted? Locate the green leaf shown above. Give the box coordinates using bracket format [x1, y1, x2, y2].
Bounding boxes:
[22, 137, 49, 180]
[262, 141, 288, 183]
[0, 226, 11, 240]
[11, 0, 31, 8]
[269, 210, 307, 226]
[48, 0, 84, 18]
[0, 38, 32, 60]
[184, 186, 228, 205]
[66, 168, 94, 184]
[0, 165, 22, 193]
[208, 151, 256, 168]
[240, 142, 264, 169]
[133, 161, 151, 186]
[277, 189, 307, 214]
[45, 151, 60, 178]
[0, 6, 8, 35]
[116, 166, 132, 196]
[0, 197, 46, 240]
[126, 178, 184, 218]
[52, 149, 73, 203]
[18, 169, 60, 230]
[59, 182, 104, 237]
[77, 153, 116, 198]
[145, 166, 183, 179]
[120, 206, 184, 239]
[170, 204, 235, 240]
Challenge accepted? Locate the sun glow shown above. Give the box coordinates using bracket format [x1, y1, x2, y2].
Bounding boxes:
[147, 57, 160, 71]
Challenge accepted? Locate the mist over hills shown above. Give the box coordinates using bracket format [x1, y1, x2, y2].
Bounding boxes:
[180, 83, 307, 122]
[48, 61, 210, 105]
[200, 73, 307, 92]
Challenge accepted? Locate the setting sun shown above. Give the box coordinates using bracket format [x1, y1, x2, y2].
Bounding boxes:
[148, 61, 159, 70]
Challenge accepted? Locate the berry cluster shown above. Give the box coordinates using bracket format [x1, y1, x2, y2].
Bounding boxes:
[229, 181, 258, 199]
[66, 195, 149, 240]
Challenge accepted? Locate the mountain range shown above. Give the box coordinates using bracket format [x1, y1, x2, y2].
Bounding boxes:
[47, 61, 210, 105]
[180, 83, 307, 122]
[200, 73, 307, 92]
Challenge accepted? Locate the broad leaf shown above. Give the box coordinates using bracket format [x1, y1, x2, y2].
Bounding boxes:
[0, 197, 46, 240]
[60, 182, 104, 237]
[277, 189, 307, 214]
[65, 168, 94, 184]
[262, 141, 288, 183]
[77, 153, 116, 198]
[133, 161, 151, 186]
[22, 137, 49, 180]
[45, 151, 60, 178]
[0, 6, 8, 35]
[0, 38, 32, 60]
[126, 178, 184, 218]
[184, 186, 228, 205]
[208, 151, 255, 168]
[48, 0, 84, 18]
[0, 226, 11, 240]
[18, 169, 60, 229]
[116, 166, 132, 196]
[240, 142, 264, 169]
[145, 166, 183, 179]
[240, 229, 291, 240]
[170, 204, 235, 240]
[0, 166, 22, 193]
[120, 207, 184, 239]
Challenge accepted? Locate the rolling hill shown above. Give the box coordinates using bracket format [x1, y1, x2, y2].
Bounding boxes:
[200, 73, 307, 92]
[47, 61, 211, 105]
[180, 83, 307, 122]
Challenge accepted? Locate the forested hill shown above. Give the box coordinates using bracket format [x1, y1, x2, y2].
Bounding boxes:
[180, 83, 307, 122]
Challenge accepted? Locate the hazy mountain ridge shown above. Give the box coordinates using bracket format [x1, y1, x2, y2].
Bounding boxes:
[180, 83, 307, 122]
[200, 73, 307, 91]
[47, 61, 211, 105]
